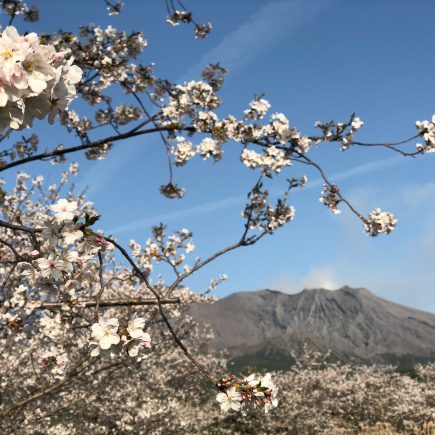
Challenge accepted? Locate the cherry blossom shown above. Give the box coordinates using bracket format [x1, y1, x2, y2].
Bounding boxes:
[364, 208, 398, 236]
[91, 317, 121, 350]
[49, 198, 78, 222]
[0, 26, 82, 131]
[216, 387, 242, 412]
[127, 314, 146, 339]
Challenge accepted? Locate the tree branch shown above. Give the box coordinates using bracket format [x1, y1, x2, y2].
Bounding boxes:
[103, 236, 218, 385]
[38, 298, 180, 310]
[0, 125, 192, 173]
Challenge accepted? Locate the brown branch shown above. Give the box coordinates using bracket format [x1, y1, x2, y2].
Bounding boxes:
[351, 136, 420, 157]
[295, 152, 367, 222]
[350, 133, 419, 148]
[38, 298, 180, 310]
[0, 237, 23, 260]
[126, 86, 174, 182]
[165, 177, 266, 297]
[166, 240, 246, 297]
[0, 219, 42, 234]
[0, 125, 193, 173]
[0, 219, 42, 250]
[103, 236, 217, 385]
[94, 249, 105, 319]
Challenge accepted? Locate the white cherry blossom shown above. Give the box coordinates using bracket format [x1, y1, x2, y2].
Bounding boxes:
[91, 317, 121, 350]
[127, 314, 146, 339]
[50, 198, 78, 222]
[216, 387, 242, 412]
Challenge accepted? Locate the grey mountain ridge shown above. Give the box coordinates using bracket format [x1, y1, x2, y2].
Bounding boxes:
[187, 286, 435, 370]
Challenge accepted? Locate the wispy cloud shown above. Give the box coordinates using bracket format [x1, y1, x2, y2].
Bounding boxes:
[182, 0, 339, 81]
[399, 180, 435, 208]
[107, 155, 408, 235]
[76, 141, 144, 196]
[107, 194, 245, 234]
[331, 155, 404, 183]
[282, 155, 405, 193]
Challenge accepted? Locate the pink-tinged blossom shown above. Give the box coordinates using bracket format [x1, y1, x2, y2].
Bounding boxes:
[36, 255, 70, 280]
[126, 331, 152, 358]
[260, 373, 279, 413]
[0, 26, 30, 65]
[22, 53, 56, 93]
[50, 198, 77, 222]
[0, 26, 82, 131]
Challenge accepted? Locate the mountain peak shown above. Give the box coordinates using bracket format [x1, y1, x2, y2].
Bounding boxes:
[299, 285, 372, 295]
[188, 286, 435, 368]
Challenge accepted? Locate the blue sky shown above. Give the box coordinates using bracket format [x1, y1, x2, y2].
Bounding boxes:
[3, 0, 435, 311]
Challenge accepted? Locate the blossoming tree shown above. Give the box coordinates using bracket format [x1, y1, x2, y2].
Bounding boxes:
[0, 0, 433, 431]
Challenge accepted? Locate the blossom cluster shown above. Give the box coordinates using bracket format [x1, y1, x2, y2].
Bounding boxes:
[166, 10, 212, 39]
[170, 135, 223, 165]
[0, 0, 39, 23]
[364, 208, 398, 236]
[242, 183, 295, 234]
[130, 224, 196, 277]
[170, 136, 196, 166]
[315, 116, 364, 151]
[243, 97, 271, 120]
[266, 113, 309, 148]
[216, 373, 278, 414]
[90, 314, 151, 359]
[241, 146, 291, 175]
[0, 26, 82, 131]
[416, 114, 435, 153]
[33, 196, 105, 282]
[40, 24, 148, 108]
[162, 80, 221, 124]
[319, 184, 342, 215]
[165, 91, 312, 176]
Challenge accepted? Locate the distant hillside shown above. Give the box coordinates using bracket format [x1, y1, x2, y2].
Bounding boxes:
[188, 286, 435, 372]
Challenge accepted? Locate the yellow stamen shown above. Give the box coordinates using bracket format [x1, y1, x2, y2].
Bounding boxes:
[25, 63, 35, 73]
[3, 49, 13, 59]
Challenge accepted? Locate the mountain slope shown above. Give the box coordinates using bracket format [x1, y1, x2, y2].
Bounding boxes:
[188, 286, 435, 370]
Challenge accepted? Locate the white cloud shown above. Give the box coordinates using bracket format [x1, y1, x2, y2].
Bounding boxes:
[268, 266, 341, 294]
[302, 266, 340, 290]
